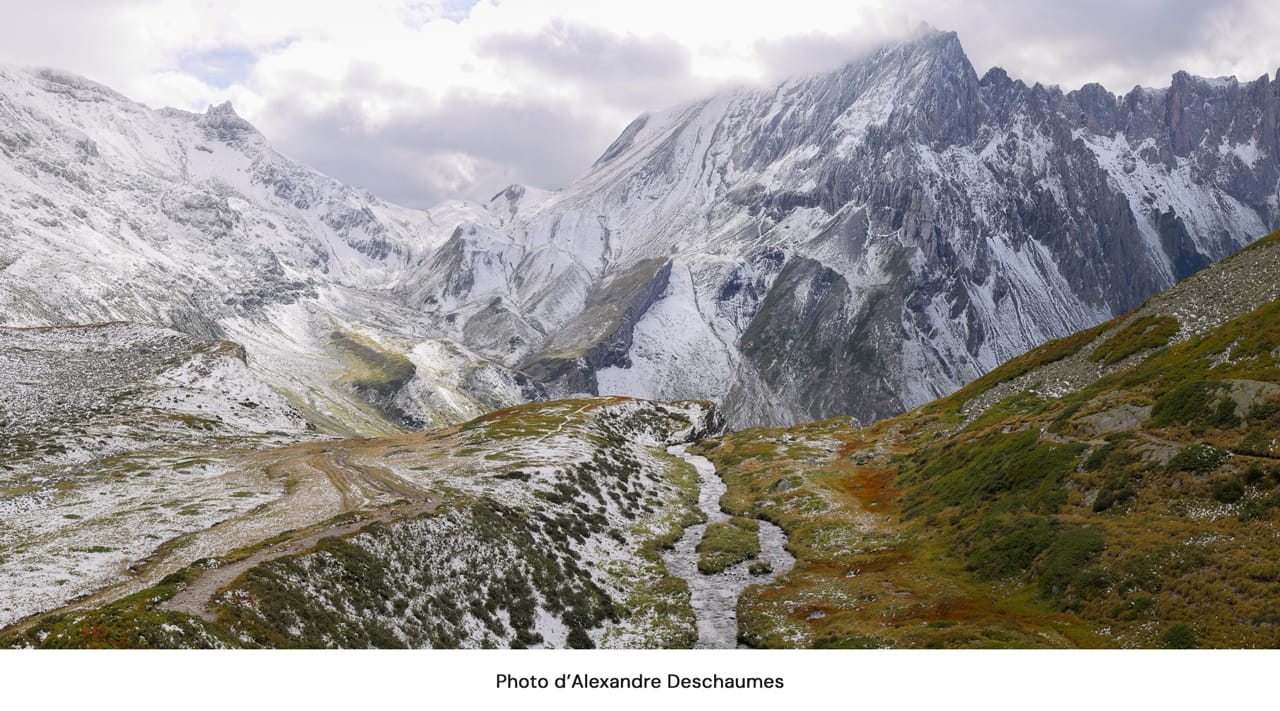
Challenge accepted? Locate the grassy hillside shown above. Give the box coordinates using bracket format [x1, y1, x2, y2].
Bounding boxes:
[2, 398, 714, 649]
[694, 230, 1280, 648]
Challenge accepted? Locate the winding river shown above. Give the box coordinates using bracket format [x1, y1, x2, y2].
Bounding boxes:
[663, 444, 795, 648]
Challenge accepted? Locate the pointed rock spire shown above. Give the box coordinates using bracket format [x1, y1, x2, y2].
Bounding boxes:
[198, 101, 259, 142]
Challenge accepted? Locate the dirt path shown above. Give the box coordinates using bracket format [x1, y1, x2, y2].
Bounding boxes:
[160, 495, 438, 622]
[157, 448, 438, 622]
[2, 444, 439, 635]
[535, 403, 592, 445]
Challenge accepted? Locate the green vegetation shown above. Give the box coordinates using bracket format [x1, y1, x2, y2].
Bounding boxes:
[173, 414, 219, 431]
[605, 448, 703, 648]
[1125, 300, 1280, 391]
[696, 517, 760, 573]
[1167, 444, 1229, 474]
[524, 259, 670, 363]
[902, 431, 1084, 517]
[329, 330, 416, 398]
[1, 563, 229, 649]
[692, 230, 1280, 648]
[1211, 477, 1244, 504]
[1037, 527, 1106, 603]
[328, 330, 417, 428]
[968, 516, 1056, 580]
[459, 399, 600, 440]
[748, 561, 773, 575]
[1150, 381, 1238, 429]
[696, 420, 1081, 649]
[1163, 624, 1199, 649]
[1083, 435, 1140, 473]
[212, 501, 621, 649]
[940, 321, 1113, 412]
[1091, 476, 1137, 513]
[1239, 492, 1280, 521]
[1091, 315, 1179, 365]
[962, 392, 1050, 433]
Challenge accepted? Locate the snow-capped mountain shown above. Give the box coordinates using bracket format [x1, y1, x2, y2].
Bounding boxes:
[2, 28, 1278, 430]
[0, 67, 538, 433]
[421, 29, 1279, 426]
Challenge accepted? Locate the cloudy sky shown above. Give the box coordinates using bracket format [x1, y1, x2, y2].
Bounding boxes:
[1, 0, 1276, 207]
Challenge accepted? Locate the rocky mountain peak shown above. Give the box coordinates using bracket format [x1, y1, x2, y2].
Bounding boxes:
[979, 66, 1012, 86]
[835, 28, 975, 93]
[592, 113, 650, 168]
[489, 183, 526, 204]
[782, 27, 982, 153]
[475, 28, 1278, 427]
[893, 29, 982, 144]
[197, 100, 259, 142]
[30, 67, 127, 102]
[2, 30, 1277, 435]
[910, 26, 966, 63]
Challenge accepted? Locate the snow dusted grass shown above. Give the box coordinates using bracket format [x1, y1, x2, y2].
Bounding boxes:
[8, 397, 716, 648]
[0, 323, 314, 628]
[696, 518, 760, 574]
[600, 447, 702, 648]
[0, 449, 279, 628]
[213, 500, 625, 649]
[227, 397, 713, 649]
[0, 323, 307, 469]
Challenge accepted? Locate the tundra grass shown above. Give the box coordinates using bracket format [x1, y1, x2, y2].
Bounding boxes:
[696, 517, 760, 573]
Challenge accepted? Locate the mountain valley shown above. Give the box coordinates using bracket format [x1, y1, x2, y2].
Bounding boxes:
[2, 27, 1280, 648]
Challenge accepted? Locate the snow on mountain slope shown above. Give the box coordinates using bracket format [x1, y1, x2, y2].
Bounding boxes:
[0, 322, 307, 466]
[0, 66, 532, 433]
[0, 322, 313, 623]
[2, 29, 1278, 431]
[2, 70, 406, 324]
[415, 29, 1279, 427]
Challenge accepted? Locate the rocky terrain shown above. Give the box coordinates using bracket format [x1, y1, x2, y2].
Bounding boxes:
[689, 229, 1280, 648]
[420, 28, 1280, 427]
[2, 29, 1278, 430]
[9, 229, 1278, 648]
[4, 219, 1278, 648]
[2, 397, 725, 648]
[0, 67, 536, 435]
[2, 26, 1279, 649]
[0, 323, 310, 625]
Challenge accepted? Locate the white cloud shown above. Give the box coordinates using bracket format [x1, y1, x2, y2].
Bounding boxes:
[0, 0, 1275, 206]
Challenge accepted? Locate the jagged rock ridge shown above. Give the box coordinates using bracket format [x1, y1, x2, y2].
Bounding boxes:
[2, 29, 1278, 429]
[422, 29, 1278, 427]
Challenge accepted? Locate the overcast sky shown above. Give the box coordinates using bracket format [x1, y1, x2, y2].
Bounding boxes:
[1, 0, 1276, 207]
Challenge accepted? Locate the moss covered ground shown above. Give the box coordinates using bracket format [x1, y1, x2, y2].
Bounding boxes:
[697, 517, 760, 573]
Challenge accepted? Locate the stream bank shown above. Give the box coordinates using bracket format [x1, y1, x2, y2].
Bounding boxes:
[663, 444, 794, 648]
